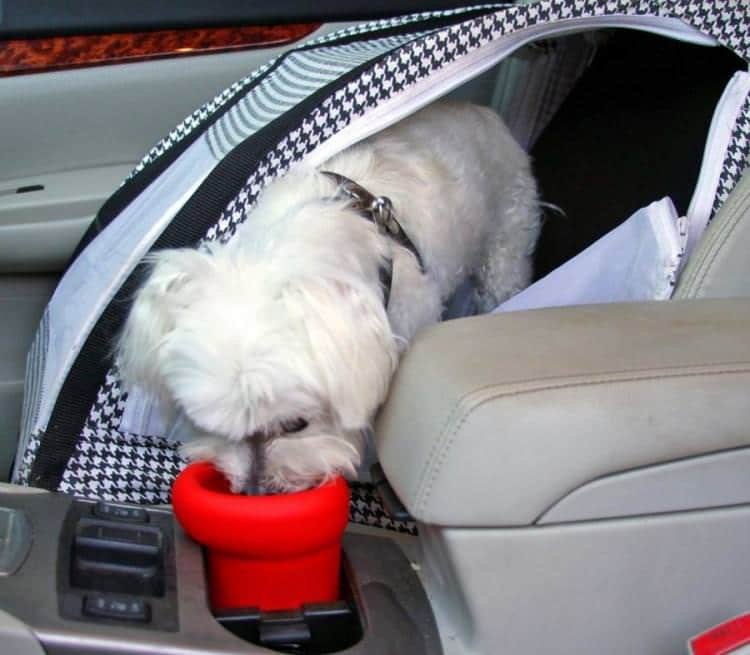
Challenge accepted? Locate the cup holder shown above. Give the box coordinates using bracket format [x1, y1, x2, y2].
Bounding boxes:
[213, 558, 363, 654]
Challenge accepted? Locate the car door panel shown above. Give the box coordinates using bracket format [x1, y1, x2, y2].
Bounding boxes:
[0, 21, 355, 478]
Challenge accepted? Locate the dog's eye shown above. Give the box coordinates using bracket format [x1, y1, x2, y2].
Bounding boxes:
[281, 418, 308, 434]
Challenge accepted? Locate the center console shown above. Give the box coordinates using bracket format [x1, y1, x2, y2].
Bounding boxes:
[0, 485, 442, 655]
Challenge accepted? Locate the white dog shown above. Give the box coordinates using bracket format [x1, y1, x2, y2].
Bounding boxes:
[117, 100, 540, 494]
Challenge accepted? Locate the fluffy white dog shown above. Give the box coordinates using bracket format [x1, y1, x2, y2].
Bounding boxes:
[117, 100, 540, 494]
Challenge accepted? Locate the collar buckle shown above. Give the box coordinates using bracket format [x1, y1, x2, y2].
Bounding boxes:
[370, 195, 399, 235]
[320, 170, 425, 309]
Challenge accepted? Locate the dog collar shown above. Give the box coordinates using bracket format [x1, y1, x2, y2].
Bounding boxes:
[321, 171, 424, 307]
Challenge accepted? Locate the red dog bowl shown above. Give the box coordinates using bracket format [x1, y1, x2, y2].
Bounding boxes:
[171, 461, 350, 611]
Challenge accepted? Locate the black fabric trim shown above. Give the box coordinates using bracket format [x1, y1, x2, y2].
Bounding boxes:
[66, 7, 496, 269]
[30, 48, 424, 490]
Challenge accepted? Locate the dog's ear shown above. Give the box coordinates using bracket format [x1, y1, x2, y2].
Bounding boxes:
[286, 278, 398, 431]
[116, 248, 209, 391]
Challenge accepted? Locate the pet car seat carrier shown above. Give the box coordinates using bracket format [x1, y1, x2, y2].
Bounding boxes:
[11, 1, 750, 531]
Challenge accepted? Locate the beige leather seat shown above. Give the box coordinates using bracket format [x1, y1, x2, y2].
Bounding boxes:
[374, 171, 750, 655]
[676, 171, 750, 301]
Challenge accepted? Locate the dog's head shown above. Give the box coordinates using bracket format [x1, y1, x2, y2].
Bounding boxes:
[117, 227, 398, 486]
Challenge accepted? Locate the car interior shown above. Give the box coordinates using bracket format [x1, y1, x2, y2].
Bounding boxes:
[1, 2, 750, 654]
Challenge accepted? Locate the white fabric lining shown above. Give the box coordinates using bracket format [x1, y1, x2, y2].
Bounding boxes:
[495, 71, 750, 315]
[495, 198, 684, 313]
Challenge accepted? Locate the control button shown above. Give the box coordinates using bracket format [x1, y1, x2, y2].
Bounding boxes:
[83, 595, 151, 622]
[93, 501, 149, 523]
[75, 519, 162, 565]
[79, 523, 160, 548]
[72, 518, 165, 596]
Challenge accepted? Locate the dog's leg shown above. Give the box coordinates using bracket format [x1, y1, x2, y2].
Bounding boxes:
[474, 173, 541, 313]
[473, 230, 535, 312]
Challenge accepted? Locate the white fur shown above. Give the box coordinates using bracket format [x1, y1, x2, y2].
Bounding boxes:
[117, 100, 540, 493]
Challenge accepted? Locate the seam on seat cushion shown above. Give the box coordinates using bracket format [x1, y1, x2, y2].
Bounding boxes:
[529, 444, 750, 525]
[412, 394, 468, 511]
[414, 364, 750, 517]
[411, 358, 750, 508]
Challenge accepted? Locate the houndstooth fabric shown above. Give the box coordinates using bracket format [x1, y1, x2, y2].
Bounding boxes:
[665, 0, 750, 62]
[13, 432, 40, 487]
[17, 1, 750, 532]
[207, 0, 750, 246]
[350, 483, 418, 535]
[203, 34, 433, 161]
[126, 6, 505, 182]
[57, 371, 183, 503]
[712, 92, 750, 218]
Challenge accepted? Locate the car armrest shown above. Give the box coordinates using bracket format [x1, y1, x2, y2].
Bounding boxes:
[375, 299, 750, 527]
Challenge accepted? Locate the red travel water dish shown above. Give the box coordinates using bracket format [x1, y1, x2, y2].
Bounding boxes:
[171, 461, 350, 612]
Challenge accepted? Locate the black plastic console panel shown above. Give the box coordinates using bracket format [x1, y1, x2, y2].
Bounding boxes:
[58, 498, 178, 630]
[0, 488, 442, 654]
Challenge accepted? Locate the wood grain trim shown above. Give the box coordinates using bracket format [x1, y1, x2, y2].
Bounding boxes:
[0, 24, 320, 76]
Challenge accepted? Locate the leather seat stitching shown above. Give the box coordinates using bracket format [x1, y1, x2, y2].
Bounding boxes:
[413, 359, 750, 508]
[416, 365, 750, 517]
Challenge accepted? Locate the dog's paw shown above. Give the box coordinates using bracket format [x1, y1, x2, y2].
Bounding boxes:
[180, 437, 252, 494]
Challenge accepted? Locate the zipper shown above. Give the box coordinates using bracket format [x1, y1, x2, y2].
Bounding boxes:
[304, 13, 716, 167]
